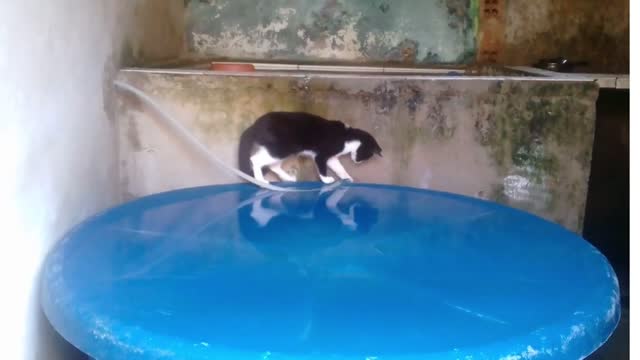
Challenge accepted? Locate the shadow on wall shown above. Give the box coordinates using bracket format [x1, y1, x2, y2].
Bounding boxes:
[37, 309, 87, 360]
[583, 89, 629, 296]
[581, 88, 629, 360]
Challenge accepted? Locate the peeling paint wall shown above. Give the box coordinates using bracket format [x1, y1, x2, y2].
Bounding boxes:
[184, 0, 477, 65]
[181, 0, 627, 71]
[503, 0, 629, 73]
[115, 70, 597, 233]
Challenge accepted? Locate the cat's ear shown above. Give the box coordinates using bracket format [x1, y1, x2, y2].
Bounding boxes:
[376, 145, 383, 157]
[328, 120, 347, 129]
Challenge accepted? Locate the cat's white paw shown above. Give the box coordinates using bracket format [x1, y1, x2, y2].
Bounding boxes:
[280, 174, 297, 182]
[319, 175, 336, 184]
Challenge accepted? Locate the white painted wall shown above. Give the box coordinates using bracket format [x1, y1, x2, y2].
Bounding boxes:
[0, 1, 183, 359]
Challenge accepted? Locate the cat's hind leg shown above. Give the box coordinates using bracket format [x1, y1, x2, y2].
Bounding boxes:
[269, 162, 297, 182]
[327, 157, 354, 182]
[250, 146, 280, 183]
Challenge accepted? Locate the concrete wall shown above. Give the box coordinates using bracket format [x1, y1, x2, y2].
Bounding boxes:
[184, 0, 477, 65]
[0, 1, 183, 359]
[115, 70, 598, 233]
[125, 0, 186, 65]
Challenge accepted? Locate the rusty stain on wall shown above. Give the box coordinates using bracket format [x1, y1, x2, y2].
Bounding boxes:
[115, 70, 598, 233]
[184, 0, 477, 65]
[476, 0, 504, 64]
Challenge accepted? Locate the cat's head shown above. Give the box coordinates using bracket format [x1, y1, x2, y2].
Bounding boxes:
[349, 128, 383, 163]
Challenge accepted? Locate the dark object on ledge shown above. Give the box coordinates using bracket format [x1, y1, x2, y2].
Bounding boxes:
[534, 57, 589, 73]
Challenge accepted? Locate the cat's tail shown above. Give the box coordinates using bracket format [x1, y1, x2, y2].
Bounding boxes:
[113, 80, 343, 193]
[238, 126, 255, 176]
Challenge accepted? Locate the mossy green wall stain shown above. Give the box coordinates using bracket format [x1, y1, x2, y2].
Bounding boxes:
[473, 80, 598, 230]
[469, 0, 479, 40]
[185, 0, 477, 64]
[117, 71, 597, 233]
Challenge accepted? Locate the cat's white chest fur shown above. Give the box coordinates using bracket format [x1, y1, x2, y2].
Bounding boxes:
[250, 140, 361, 184]
[343, 140, 361, 163]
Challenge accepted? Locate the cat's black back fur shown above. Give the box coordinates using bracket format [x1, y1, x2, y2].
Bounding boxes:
[238, 112, 382, 177]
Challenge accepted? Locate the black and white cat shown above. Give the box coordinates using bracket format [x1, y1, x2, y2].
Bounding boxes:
[238, 112, 382, 183]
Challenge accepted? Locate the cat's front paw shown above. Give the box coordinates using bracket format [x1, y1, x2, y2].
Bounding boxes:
[279, 174, 297, 182]
[319, 175, 336, 184]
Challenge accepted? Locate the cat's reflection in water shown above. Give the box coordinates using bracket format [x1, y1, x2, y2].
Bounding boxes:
[237, 186, 379, 260]
[246, 187, 377, 232]
[237, 186, 380, 342]
[250, 187, 361, 230]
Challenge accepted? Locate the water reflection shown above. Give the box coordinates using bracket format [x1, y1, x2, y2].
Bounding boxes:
[42, 184, 619, 358]
[239, 187, 379, 239]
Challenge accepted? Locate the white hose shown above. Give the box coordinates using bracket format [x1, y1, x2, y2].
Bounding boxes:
[113, 80, 341, 192]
